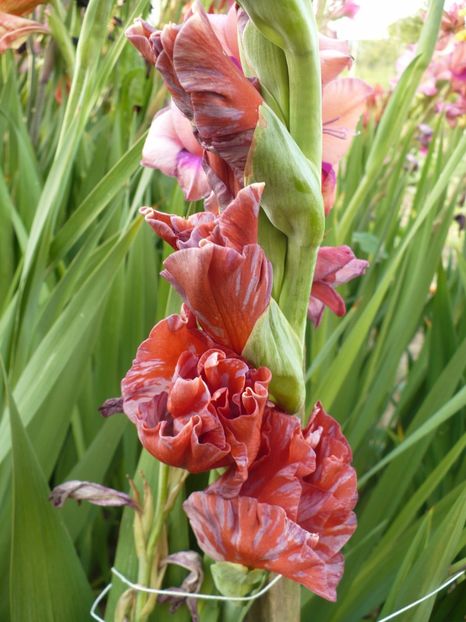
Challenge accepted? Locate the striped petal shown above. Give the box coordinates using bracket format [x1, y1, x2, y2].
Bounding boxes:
[184, 492, 343, 601]
[162, 243, 272, 354]
[173, 4, 262, 179]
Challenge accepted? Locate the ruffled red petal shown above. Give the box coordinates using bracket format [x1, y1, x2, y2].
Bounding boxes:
[121, 307, 212, 425]
[299, 403, 358, 558]
[141, 183, 263, 252]
[121, 307, 270, 476]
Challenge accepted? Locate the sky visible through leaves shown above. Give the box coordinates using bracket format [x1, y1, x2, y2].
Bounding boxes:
[336, 0, 425, 39]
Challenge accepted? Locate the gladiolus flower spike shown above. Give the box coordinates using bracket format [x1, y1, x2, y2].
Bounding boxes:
[114, 0, 371, 606]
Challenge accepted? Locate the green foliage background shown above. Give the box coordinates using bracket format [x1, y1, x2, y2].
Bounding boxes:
[0, 0, 464, 621]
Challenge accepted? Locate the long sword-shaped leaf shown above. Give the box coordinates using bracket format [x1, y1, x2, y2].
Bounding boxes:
[5, 366, 92, 622]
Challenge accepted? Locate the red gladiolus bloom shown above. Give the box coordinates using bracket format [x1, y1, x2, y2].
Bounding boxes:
[140, 183, 263, 252]
[141, 182, 271, 354]
[142, 3, 262, 185]
[184, 403, 357, 601]
[309, 245, 369, 326]
[121, 306, 271, 487]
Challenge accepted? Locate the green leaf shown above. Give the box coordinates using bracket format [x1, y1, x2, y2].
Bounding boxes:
[389, 488, 466, 622]
[50, 132, 148, 264]
[5, 364, 93, 622]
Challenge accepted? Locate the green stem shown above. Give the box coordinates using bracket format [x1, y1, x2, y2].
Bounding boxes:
[134, 462, 170, 621]
[278, 243, 319, 347]
[286, 48, 322, 167]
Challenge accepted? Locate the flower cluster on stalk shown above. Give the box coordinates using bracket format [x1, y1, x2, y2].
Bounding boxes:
[118, 0, 372, 601]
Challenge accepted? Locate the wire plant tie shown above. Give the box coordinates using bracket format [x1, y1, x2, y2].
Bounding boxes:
[90, 568, 465, 622]
[90, 567, 283, 621]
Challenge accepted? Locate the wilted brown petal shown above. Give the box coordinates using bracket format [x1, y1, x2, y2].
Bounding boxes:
[158, 551, 204, 622]
[99, 396, 123, 417]
[49, 480, 139, 510]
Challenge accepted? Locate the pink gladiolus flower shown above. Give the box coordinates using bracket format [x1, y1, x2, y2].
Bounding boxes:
[323, 78, 373, 166]
[0, 11, 48, 53]
[184, 403, 357, 600]
[319, 34, 353, 85]
[142, 102, 210, 201]
[340, 1, 360, 19]
[309, 246, 369, 327]
[322, 162, 337, 215]
[121, 306, 271, 488]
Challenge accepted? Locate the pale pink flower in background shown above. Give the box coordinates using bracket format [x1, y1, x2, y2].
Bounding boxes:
[142, 101, 210, 201]
[319, 33, 353, 85]
[323, 78, 373, 165]
[338, 1, 360, 19]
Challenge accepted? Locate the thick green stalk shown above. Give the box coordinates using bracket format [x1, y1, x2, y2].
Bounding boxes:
[285, 49, 322, 167]
[279, 243, 319, 345]
[135, 462, 169, 621]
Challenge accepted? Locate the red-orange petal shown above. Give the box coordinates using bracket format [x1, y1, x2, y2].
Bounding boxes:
[162, 243, 272, 353]
[184, 492, 343, 601]
[299, 403, 358, 558]
[121, 307, 213, 426]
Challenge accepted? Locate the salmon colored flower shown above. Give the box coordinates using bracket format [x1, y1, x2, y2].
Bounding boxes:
[121, 306, 271, 487]
[0, 11, 48, 53]
[142, 102, 210, 201]
[309, 246, 369, 326]
[0, 0, 45, 15]
[319, 34, 353, 85]
[184, 403, 357, 600]
[322, 162, 337, 215]
[323, 78, 373, 166]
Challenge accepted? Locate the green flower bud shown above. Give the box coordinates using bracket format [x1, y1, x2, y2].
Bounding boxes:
[246, 105, 324, 248]
[240, 19, 290, 126]
[243, 299, 305, 413]
[211, 561, 267, 598]
[237, 0, 314, 54]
